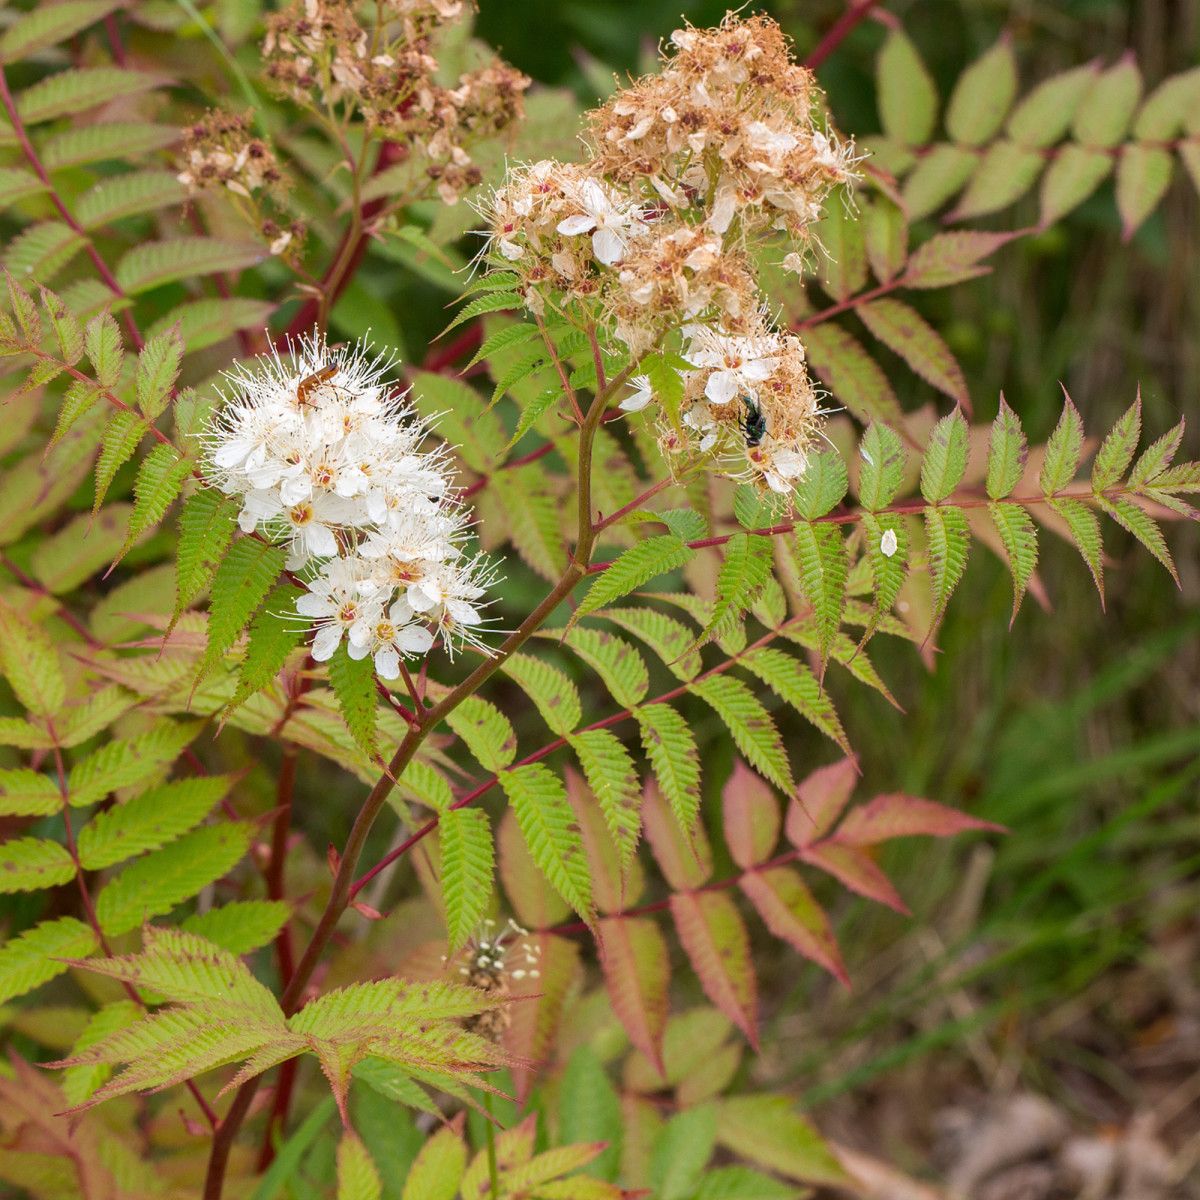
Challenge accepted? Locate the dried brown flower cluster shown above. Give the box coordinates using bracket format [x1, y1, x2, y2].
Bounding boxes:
[177, 110, 283, 198]
[263, 0, 529, 204]
[176, 111, 304, 257]
[480, 13, 858, 496]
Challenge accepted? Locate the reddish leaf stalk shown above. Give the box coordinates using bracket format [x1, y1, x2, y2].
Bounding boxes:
[805, 0, 884, 71]
[349, 609, 816, 898]
[0, 66, 144, 350]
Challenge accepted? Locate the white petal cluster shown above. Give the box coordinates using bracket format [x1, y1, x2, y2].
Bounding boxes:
[203, 333, 493, 676]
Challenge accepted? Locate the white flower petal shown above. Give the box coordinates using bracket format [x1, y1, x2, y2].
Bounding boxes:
[311, 624, 342, 661]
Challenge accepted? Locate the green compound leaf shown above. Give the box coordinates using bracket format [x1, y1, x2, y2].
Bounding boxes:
[568, 728, 641, 868]
[93, 408, 147, 514]
[16, 67, 160, 125]
[737, 646, 849, 754]
[117, 443, 193, 565]
[700, 533, 774, 648]
[1008, 63, 1099, 147]
[1039, 146, 1113, 226]
[986, 397, 1028, 499]
[857, 422, 907, 511]
[555, 627, 648, 709]
[1092, 394, 1142, 492]
[0, 600, 66, 718]
[690, 673, 792, 792]
[328, 642, 379, 761]
[502, 764, 593, 922]
[443, 695, 516, 773]
[572, 535, 694, 627]
[0, 917, 96, 1005]
[181, 900, 291, 955]
[1049, 497, 1105, 602]
[920, 409, 970, 503]
[77, 774, 236, 870]
[66, 720, 199, 808]
[115, 237, 264, 295]
[174, 488, 240, 620]
[791, 522, 847, 667]
[338, 1132, 383, 1200]
[859, 512, 909, 650]
[1098, 495, 1179, 585]
[197, 536, 286, 681]
[503, 653, 583, 736]
[0, 838, 75, 893]
[988, 502, 1039, 623]
[1039, 396, 1085, 495]
[227, 585, 307, 713]
[439, 807, 495, 953]
[945, 36, 1019, 145]
[924, 504, 971, 627]
[95, 822, 255, 936]
[876, 29, 938, 146]
[635, 702, 701, 833]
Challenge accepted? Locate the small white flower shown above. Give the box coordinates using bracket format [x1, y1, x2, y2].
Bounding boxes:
[686, 327, 782, 406]
[619, 375, 654, 413]
[348, 601, 435, 679]
[880, 528, 899, 558]
[556, 178, 644, 266]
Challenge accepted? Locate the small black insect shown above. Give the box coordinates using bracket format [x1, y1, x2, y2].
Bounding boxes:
[740, 397, 767, 448]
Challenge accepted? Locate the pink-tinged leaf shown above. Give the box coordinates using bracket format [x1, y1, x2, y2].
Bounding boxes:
[642, 780, 711, 891]
[722, 760, 782, 870]
[670, 891, 758, 1046]
[739, 867, 849, 986]
[835, 794, 1005, 845]
[786, 756, 858, 847]
[857, 297, 970, 412]
[904, 231, 1018, 290]
[598, 916, 670, 1071]
[800, 842, 910, 914]
[497, 808, 568, 931]
[506, 932, 579, 1102]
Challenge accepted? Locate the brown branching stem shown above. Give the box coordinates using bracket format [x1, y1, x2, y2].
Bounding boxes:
[349, 609, 816, 898]
[202, 352, 639, 1200]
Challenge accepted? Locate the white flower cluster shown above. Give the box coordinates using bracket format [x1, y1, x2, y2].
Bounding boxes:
[479, 14, 853, 501]
[204, 334, 492, 678]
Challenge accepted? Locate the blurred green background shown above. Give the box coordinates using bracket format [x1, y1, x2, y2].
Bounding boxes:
[462, 0, 1200, 1169]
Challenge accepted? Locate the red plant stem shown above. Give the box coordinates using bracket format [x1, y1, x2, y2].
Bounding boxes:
[421, 323, 483, 374]
[584, 485, 1140, 573]
[103, 13, 128, 65]
[0, 557, 97, 646]
[0, 67, 144, 350]
[253, 747, 298, 1172]
[805, 0, 884, 70]
[283, 142, 406, 339]
[592, 475, 680, 534]
[349, 609, 814, 897]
